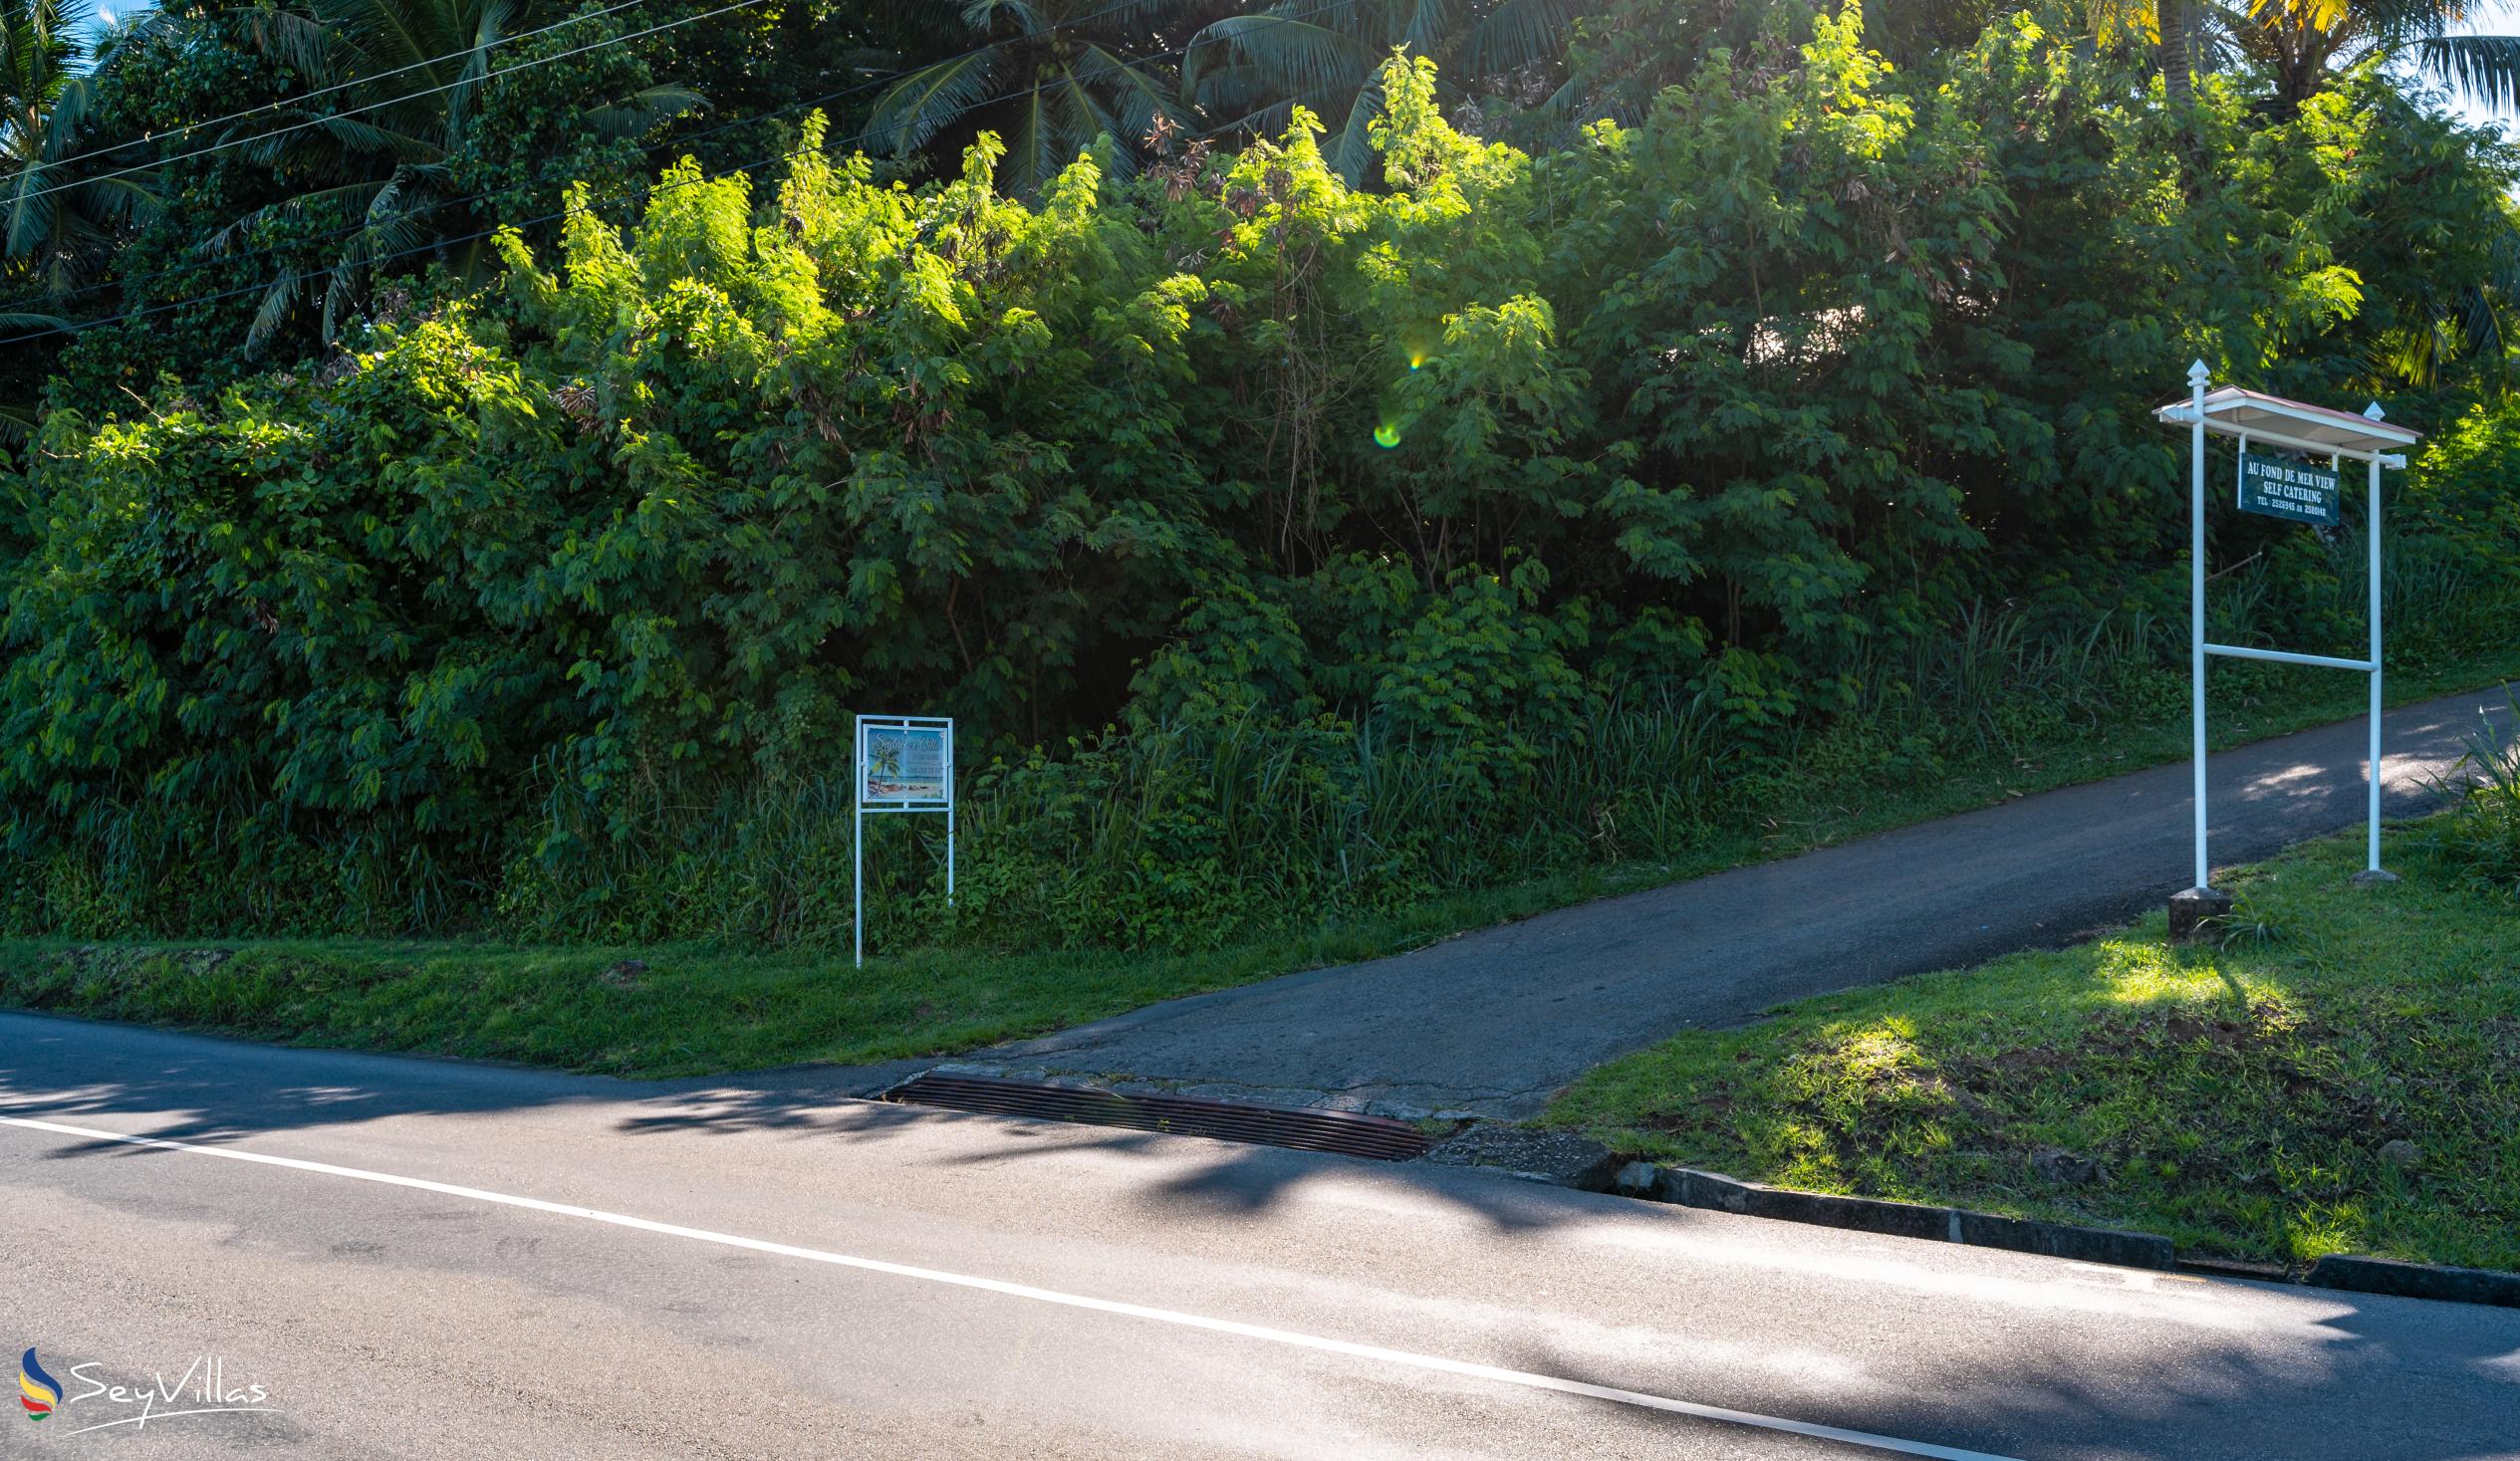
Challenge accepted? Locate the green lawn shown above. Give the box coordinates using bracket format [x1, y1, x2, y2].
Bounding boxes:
[1547, 821, 2520, 1273]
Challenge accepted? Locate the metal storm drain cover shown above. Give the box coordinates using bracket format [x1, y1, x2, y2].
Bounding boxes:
[884, 1072, 1429, 1161]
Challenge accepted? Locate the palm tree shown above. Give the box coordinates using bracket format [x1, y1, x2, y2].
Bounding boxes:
[2092, 1, 2520, 117]
[200, 0, 697, 349]
[865, 0, 1193, 197]
[2090, 0, 2218, 107]
[2228, 0, 2520, 116]
[0, 0, 154, 329]
[1183, 0, 1579, 181]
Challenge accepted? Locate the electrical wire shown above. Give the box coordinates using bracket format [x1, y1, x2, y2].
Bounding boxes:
[1, 0, 1182, 316]
[51, 0, 654, 166]
[0, 0, 1369, 348]
[10, 0, 778, 209]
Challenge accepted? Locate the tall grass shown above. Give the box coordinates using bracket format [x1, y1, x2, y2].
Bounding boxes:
[493, 607, 2175, 956]
[1855, 605, 2164, 756]
[6, 587, 2495, 956]
[2425, 689, 2520, 900]
[508, 689, 1743, 955]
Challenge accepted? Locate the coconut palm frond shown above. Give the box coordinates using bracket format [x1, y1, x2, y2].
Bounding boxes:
[2453, 214, 2520, 382]
[868, 50, 1004, 156]
[67, 170, 157, 226]
[2413, 33, 2520, 113]
[1187, 13, 1380, 103]
[1081, 43, 1183, 141]
[582, 84, 704, 140]
[1324, 67, 1389, 183]
[2091, 0, 2162, 48]
[256, 113, 445, 166]
[1190, 61, 1303, 122]
[1398, 0, 1463, 57]
[234, 4, 342, 86]
[247, 265, 313, 351]
[961, 0, 1051, 35]
[2250, 0, 2353, 30]
[4, 182, 65, 258]
[325, 0, 449, 78]
[1001, 80, 1061, 197]
[1056, 62, 1127, 179]
[1462, 0, 1577, 80]
[0, 396, 39, 441]
[198, 178, 395, 259]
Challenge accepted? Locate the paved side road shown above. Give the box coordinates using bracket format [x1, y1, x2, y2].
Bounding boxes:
[3, 1014, 2517, 1460]
[978, 685, 2518, 1117]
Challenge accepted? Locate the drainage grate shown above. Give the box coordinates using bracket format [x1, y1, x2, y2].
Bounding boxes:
[884, 1072, 1430, 1161]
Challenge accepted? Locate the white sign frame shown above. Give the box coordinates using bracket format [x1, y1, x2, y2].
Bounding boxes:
[2155, 363, 2421, 894]
[853, 714, 954, 967]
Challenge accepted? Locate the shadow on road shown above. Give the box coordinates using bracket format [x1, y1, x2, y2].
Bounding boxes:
[5, 1012, 2518, 1461]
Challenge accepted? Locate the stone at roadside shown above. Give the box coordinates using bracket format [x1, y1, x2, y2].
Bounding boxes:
[2167, 885, 2234, 944]
[1612, 1160, 1661, 1196]
[1420, 1126, 1622, 1190]
[2031, 1147, 2103, 1186]
[2378, 1138, 2421, 1171]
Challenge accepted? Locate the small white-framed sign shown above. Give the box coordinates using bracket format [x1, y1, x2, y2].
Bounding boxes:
[853, 714, 954, 966]
[861, 719, 951, 806]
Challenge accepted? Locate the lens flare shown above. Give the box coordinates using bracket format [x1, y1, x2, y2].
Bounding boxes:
[1374, 422, 1401, 449]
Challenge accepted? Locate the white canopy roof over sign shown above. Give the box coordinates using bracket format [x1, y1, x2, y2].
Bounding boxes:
[2154, 384, 2421, 463]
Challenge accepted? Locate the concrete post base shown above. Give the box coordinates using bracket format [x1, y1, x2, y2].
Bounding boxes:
[2167, 885, 2234, 944]
[2350, 868, 2401, 887]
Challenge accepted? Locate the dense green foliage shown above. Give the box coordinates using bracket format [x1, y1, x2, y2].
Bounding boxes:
[5, 2, 2520, 955]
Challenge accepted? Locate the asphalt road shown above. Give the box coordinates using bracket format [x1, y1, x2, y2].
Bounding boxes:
[3, 1015, 2517, 1459]
[978, 685, 2520, 1117]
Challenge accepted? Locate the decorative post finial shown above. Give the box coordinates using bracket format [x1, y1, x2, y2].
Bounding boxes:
[2187, 360, 2211, 385]
[2363, 401, 2386, 420]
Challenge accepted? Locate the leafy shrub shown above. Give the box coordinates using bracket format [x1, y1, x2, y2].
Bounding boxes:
[6, 18, 2520, 954]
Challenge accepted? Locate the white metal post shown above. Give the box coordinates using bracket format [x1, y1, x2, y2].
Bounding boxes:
[2367, 450, 2385, 873]
[945, 803, 956, 907]
[2188, 361, 2211, 890]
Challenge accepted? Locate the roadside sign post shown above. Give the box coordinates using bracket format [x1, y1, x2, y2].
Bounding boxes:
[2154, 363, 2420, 941]
[853, 715, 954, 968]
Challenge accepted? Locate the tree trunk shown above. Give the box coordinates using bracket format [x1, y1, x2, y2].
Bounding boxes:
[2160, 0, 2195, 109]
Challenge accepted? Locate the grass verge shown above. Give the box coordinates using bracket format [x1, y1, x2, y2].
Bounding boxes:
[0, 870, 1604, 1079]
[1545, 820, 2520, 1273]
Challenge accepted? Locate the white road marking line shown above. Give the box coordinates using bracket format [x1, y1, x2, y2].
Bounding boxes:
[2, 1113, 2022, 1461]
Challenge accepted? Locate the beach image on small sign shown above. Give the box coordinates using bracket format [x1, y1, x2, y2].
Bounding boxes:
[864, 726, 948, 802]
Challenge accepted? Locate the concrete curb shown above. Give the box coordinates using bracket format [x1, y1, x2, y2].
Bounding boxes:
[887, 1086, 2520, 1311]
[1617, 1161, 2175, 1271]
[2305, 1254, 2520, 1309]
[1594, 1161, 2519, 1309]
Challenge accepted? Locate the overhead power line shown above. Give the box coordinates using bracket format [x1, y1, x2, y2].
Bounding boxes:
[12, 0, 778, 209]
[0, 0, 1175, 317]
[50, 0, 653, 169]
[0, 0, 1371, 349]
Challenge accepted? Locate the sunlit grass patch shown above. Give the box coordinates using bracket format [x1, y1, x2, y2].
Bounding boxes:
[1549, 818, 2520, 1272]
